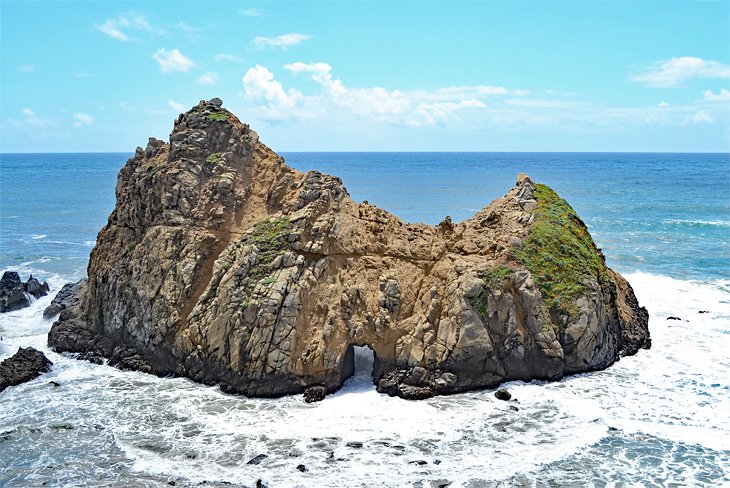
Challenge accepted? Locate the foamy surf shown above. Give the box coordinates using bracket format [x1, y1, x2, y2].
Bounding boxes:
[0, 270, 728, 487]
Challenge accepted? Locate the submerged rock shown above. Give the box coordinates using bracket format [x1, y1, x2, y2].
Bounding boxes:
[47, 98, 650, 399]
[0, 347, 53, 392]
[494, 389, 512, 401]
[303, 385, 327, 403]
[0, 271, 50, 313]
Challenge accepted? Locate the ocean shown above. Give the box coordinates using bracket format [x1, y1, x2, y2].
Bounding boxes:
[0, 152, 728, 487]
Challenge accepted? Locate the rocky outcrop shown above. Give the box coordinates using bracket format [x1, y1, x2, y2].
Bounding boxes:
[0, 347, 53, 392]
[47, 99, 650, 399]
[43, 280, 86, 319]
[0, 271, 50, 313]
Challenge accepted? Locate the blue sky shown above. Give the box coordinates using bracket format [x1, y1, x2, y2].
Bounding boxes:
[1, 1, 729, 152]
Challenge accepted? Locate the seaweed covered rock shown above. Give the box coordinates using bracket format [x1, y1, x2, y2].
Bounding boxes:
[48, 99, 650, 399]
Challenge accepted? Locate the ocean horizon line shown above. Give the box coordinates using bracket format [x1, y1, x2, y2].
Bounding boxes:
[1, 150, 729, 156]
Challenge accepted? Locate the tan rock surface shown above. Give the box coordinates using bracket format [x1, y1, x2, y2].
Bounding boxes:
[48, 99, 650, 399]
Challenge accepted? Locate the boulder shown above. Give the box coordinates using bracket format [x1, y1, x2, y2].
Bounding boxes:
[0, 271, 50, 313]
[494, 389, 511, 401]
[0, 347, 53, 392]
[44, 280, 86, 319]
[303, 385, 327, 403]
[47, 99, 650, 400]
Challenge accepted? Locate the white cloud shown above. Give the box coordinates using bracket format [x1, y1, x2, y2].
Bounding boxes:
[197, 72, 219, 85]
[152, 48, 194, 73]
[240, 8, 264, 17]
[253, 33, 311, 49]
[168, 99, 185, 111]
[242, 62, 489, 125]
[73, 113, 93, 127]
[691, 110, 714, 124]
[96, 13, 152, 42]
[12, 108, 53, 128]
[242, 65, 304, 120]
[631, 57, 730, 87]
[703, 89, 730, 102]
[18, 64, 35, 72]
[215, 53, 243, 63]
[512, 89, 531, 96]
[658, 101, 669, 107]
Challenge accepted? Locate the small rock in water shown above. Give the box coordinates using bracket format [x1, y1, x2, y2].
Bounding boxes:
[494, 388, 512, 401]
[409, 459, 428, 466]
[167, 482, 176, 486]
[296, 464, 307, 472]
[433, 459, 442, 465]
[303, 385, 327, 403]
[247, 454, 268, 465]
[666, 316, 682, 321]
[509, 405, 519, 412]
[345, 441, 363, 448]
[0, 347, 53, 392]
[48, 381, 60, 387]
[699, 310, 710, 314]
[255, 480, 267, 488]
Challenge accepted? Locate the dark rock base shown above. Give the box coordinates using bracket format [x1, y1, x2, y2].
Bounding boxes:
[0, 347, 53, 392]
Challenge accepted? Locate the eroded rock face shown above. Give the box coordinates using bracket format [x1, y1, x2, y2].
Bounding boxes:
[47, 99, 650, 399]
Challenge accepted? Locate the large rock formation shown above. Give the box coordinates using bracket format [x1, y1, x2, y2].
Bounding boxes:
[48, 99, 650, 399]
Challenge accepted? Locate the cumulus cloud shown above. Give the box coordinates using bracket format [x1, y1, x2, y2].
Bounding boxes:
[631, 57, 730, 87]
[168, 99, 185, 111]
[691, 110, 714, 124]
[152, 48, 194, 73]
[658, 101, 669, 107]
[253, 33, 311, 49]
[242, 62, 492, 125]
[242, 65, 304, 120]
[73, 113, 93, 127]
[96, 13, 152, 41]
[197, 72, 219, 85]
[703, 89, 730, 102]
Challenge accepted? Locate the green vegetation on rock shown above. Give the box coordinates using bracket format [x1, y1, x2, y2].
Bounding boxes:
[206, 112, 229, 122]
[468, 265, 513, 323]
[206, 152, 221, 164]
[515, 184, 609, 321]
[242, 217, 293, 296]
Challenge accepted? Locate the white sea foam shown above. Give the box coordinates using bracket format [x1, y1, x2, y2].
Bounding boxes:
[0, 270, 728, 486]
[30, 234, 47, 240]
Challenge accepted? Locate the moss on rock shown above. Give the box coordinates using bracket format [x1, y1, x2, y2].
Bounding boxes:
[468, 265, 513, 323]
[242, 217, 293, 296]
[516, 184, 610, 322]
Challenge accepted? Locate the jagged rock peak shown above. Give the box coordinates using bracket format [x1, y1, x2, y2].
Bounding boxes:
[48, 104, 650, 400]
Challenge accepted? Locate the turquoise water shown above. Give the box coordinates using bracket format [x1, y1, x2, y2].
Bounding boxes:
[1, 152, 729, 487]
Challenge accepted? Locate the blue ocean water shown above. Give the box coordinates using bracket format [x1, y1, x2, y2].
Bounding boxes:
[1, 152, 728, 282]
[1, 151, 729, 487]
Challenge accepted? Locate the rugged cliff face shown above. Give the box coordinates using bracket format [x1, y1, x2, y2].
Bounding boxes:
[48, 99, 650, 399]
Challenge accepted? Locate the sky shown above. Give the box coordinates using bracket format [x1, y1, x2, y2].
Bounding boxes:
[1, 1, 729, 152]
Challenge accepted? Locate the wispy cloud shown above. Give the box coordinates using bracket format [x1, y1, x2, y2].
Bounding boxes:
[691, 110, 714, 124]
[73, 73, 93, 78]
[10, 108, 54, 128]
[703, 89, 730, 102]
[215, 53, 244, 63]
[96, 13, 153, 42]
[240, 7, 264, 17]
[152, 48, 194, 73]
[631, 56, 730, 87]
[18, 64, 35, 73]
[168, 99, 185, 111]
[504, 98, 585, 109]
[253, 33, 311, 49]
[197, 72, 219, 85]
[73, 113, 94, 127]
[658, 101, 669, 107]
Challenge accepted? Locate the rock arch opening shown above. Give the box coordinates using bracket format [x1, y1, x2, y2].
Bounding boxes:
[340, 344, 375, 384]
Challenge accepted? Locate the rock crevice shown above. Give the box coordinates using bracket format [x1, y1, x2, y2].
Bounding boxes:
[47, 99, 650, 399]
